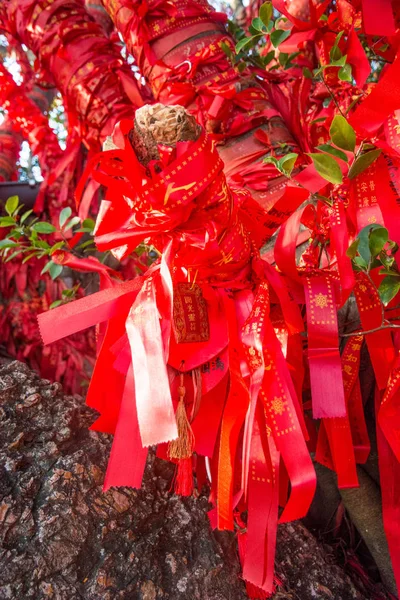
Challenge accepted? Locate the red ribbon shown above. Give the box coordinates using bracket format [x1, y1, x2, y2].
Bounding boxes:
[315, 336, 367, 488]
[362, 0, 395, 37]
[242, 406, 279, 594]
[379, 352, 400, 463]
[217, 292, 250, 530]
[304, 274, 347, 419]
[126, 272, 178, 447]
[329, 200, 355, 304]
[375, 387, 400, 595]
[351, 51, 400, 136]
[354, 272, 395, 390]
[260, 317, 316, 524]
[103, 364, 149, 490]
[38, 277, 143, 345]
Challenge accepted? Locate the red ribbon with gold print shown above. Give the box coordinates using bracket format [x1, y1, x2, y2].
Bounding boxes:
[304, 274, 347, 419]
[260, 318, 316, 524]
[379, 352, 400, 463]
[315, 335, 369, 488]
[242, 405, 279, 594]
[354, 272, 395, 390]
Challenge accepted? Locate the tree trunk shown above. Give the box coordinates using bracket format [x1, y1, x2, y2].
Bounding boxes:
[102, 0, 294, 213]
[2, 0, 143, 151]
[0, 359, 383, 599]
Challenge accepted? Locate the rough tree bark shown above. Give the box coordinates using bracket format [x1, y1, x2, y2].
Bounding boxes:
[0, 359, 386, 600]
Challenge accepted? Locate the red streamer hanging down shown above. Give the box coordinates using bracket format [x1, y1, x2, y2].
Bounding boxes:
[38, 113, 316, 595]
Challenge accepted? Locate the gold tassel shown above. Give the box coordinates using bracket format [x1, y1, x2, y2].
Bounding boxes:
[168, 373, 195, 460]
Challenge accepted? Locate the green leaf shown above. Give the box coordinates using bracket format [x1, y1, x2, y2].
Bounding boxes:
[353, 256, 368, 269]
[348, 149, 382, 179]
[316, 144, 348, 163]
[32, 222, 56, 234]
[0, 216, 16, 227]
[346, 238, 360, 259]
[303, 67, 313, 79]
[379, 254, 395, 270]
[0, 239, 18, 250]
[20, 209, 33, 224]
[271, 29, 291, 48]
[49, 262, 63, 280]
[263, 155, 278, 166]
[41, 260, 53, 275]
[251, 17, 266, 32]
[357, 223, 382, 263]
[49, 300, 63, 309]
[263, 50, 275, 66]
[50, 241, 65, 254]
[278, 52, 289, 67]
[307, 153, 343, 185]
[329, 115, 356, 152]
[35, 240, 50, 250]
[5, 195, 19, 216]
[235, 35, 261, 54]
[259, 1, 273, 26]
[59, 206, 72, 229]
[275, 16, 288, 28]
[220, 41, 234, 61]
[22, 251, 42, 264]
[330, 54, 347, 67]
[330, 45, 343, 62]
[338, 63, 352, 82]
[331, 30, 344, 52]
[64, 216, 81, 231]
[379, 276, 400, 306]
[278, 153, 298, 176]
[78, 239, 96, 250]
[4, 249, 22, 263]
[62, 288, 76, 298]
[369, 227, 388, 258]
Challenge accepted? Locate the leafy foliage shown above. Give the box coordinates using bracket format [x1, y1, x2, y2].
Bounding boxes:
[0, 197, 95, 284]
[347, 224, 400, 305]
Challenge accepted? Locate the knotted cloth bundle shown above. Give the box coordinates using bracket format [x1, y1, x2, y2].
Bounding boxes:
[38, 104, 316, 597]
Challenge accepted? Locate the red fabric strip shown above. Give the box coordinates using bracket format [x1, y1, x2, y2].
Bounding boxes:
[362, 0, 395, 36]
[125, 274, 178, 447]
[375, 387, 400, 596]
[217, 293, 250, 530]
[350, 52, 400, 136]
[103, 364, 148, 490]
[38, 278, 143, 345]
[354, 273, 395, 390]
[379, 352, 400, 463]
[348, 379, 371, 464]
[346, 26, 371, 88]
[316, 336, 364, 487]
[261, 318, 316, 524]
[242, 408, 279, 594]
[329, 201, 355, 304]
[304, 275, 347, 419]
